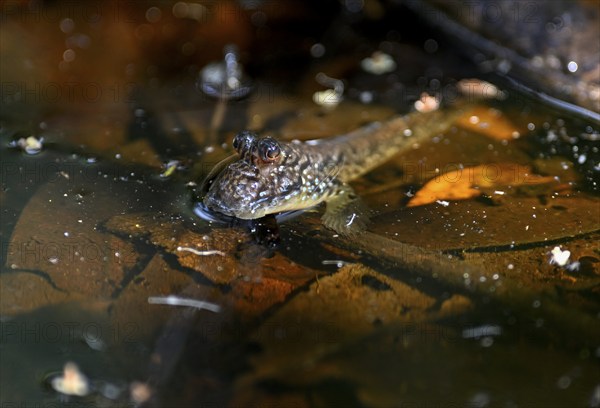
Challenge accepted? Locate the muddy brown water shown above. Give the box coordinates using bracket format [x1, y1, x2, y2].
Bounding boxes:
[1, 1, 599, 407]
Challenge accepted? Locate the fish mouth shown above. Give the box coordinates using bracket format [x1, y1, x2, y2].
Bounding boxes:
[193, 200, 234, 223]
[202, 192, 238, 218]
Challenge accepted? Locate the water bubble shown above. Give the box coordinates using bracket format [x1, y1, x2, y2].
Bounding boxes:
[63, 49, 76, 62]
[60, 18, 74, 33]
[146, 6, 162, 23]
[310, 43, 326, 58]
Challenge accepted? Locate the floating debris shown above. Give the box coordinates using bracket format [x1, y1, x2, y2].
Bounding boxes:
[50, 362, 90, 397]
[359, 90, 374, 104]
[97, 381, 123, 400]
[198, 44, 252, 143]
[462, 324, 502, 339]
[160, 160, 180, 178]
[148, 295, 221, 312]
[313, 88, 342, 108]
[360, 51, 396, 75]
[322, 259, 351, 267]
[414, 92, 440, 112]
[198, 44, 252, 100]
[313, 89, 342, 108]
[83, 331, 106, 351]
[176, 246, 225, 256]
[313, 72, 344, 108]
[130, 381, 152, 405]
[549, 246, 571, 267]
[10, 136, 44, 155]
[457, 78, 506, 100]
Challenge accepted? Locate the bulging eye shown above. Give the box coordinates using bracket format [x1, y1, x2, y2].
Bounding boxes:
[258, 138, 281, 162]
[233, 131, 257, 154]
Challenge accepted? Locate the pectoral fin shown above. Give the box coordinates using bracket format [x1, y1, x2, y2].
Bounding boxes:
[322, 184, 369, 236]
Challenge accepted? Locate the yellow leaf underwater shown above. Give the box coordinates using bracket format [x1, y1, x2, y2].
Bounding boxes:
[407, 163, 559, 207]
[456, 105, 526, 141]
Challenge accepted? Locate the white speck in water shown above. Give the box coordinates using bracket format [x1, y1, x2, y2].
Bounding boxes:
[64, 232, 70, 237]
[359, 91, 373, 104]
[462, 324, 502, 339]
[403, 128, 413, 137]
[115, 252, 120, 258]
[492, 273, 500, 280]
[322, 260, 349, 267]
[507, 264, 514, 270]
[527, 123, 535, 131]
[310, 43, 325, 58]
[414, 93, 440, 112]
[549, 246, 570, 266]
[360, 51, 396, 75]
[567, 61, 578, 73]
[49, 257, 59, 265]
[15, 136, 44, 155]
[51, 362, 90, 397]
[130, 382, 153, 405]
[313, 89, 342, 108]
[578, 154, 586, 164]
[532, 300, 541, 308]
[469, 115, 480, 124]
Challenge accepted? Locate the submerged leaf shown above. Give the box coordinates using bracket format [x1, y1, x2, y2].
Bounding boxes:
[407, 163, 559, 207]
